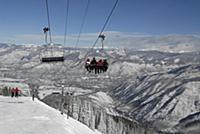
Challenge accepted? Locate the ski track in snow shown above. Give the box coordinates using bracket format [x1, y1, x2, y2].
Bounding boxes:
[0, 96, 101, 134]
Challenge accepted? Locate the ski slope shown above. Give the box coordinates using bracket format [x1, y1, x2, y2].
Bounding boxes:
[0, 96, 101, 134]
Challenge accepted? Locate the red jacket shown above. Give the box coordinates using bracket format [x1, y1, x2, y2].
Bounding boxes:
[11, 88, 15, 93]
[15, 88, 21, 93]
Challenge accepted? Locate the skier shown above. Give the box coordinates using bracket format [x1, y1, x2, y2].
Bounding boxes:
[97, 59, 103, 73]
[32, 89, 35, 101]
[31, 89, 38, 101]
[11, 88, 15, 98]
[15, 87, 20, 97]
[102, 59, 108, 72]
[85, 58, 91, 72]
[90, 57, 97, 73]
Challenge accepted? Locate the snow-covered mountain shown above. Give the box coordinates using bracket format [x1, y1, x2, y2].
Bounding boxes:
[111, 64, 200, 133]
[0, 43, 200, 133]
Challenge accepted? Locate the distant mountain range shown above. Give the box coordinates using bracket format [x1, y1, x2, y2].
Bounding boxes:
[2, 33, 200, 52]
[105, 33, 200, 52]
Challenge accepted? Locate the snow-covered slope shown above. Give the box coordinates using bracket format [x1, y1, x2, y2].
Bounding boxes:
[0, 96, 101, 134]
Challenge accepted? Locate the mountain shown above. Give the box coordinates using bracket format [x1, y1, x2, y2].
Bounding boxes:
[111, 64, 200, 133]
[0, 43, 200, 133]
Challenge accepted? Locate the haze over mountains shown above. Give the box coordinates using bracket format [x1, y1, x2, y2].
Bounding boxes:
[3, 33, 200, 53]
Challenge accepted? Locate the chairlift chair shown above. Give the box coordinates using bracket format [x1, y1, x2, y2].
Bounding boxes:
[41, 27, 65, 63]
[84, 34, 109, 74]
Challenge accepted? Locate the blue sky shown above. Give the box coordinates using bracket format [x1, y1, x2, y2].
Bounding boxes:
[0, 0, 200, 46]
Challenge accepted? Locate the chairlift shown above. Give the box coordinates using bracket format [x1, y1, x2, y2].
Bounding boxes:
[41, 27, 65, 63]
[84, 34, 109, 74]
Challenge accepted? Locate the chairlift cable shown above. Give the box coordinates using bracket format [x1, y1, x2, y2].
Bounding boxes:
[74, 0, 90, 49]
[58, 0, 70, 83]
[68, 0, 119, 69]
[45, 0, 54, 57]
[63, 0, 70, 47]
[62, 0, 70, 60]
[85, 0, 119, 58]
[45, 0, 53, 43]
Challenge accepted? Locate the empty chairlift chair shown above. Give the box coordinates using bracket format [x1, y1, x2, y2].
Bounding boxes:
[40, 45, 65, 63]
[41, 27, 65, 63]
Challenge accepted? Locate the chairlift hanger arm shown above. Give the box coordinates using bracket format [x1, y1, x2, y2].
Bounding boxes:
[63, 0, 70, 46]
[84, 0, 119, 59]
[45, 0, 52, 43]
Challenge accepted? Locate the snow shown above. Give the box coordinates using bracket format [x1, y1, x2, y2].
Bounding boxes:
[38, 89, 61, 99]
[22, 44, 38, 48]
[0, 68, 10, 71]
[0, 77, 25, 82]
[89, 91, 113, 106]
[110, 49, 126, 56]
[0, 50, 29, 64]
[38, 86, 92, 99]
[130, 55, 140, 60]
[0, 96, 101, 134]
[172, 82, 200, 118]
[109, 62, 144, 75]
[22, 62, 41, 69]
[0, 48, 7, 52]
[174, 58, 180, 64]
